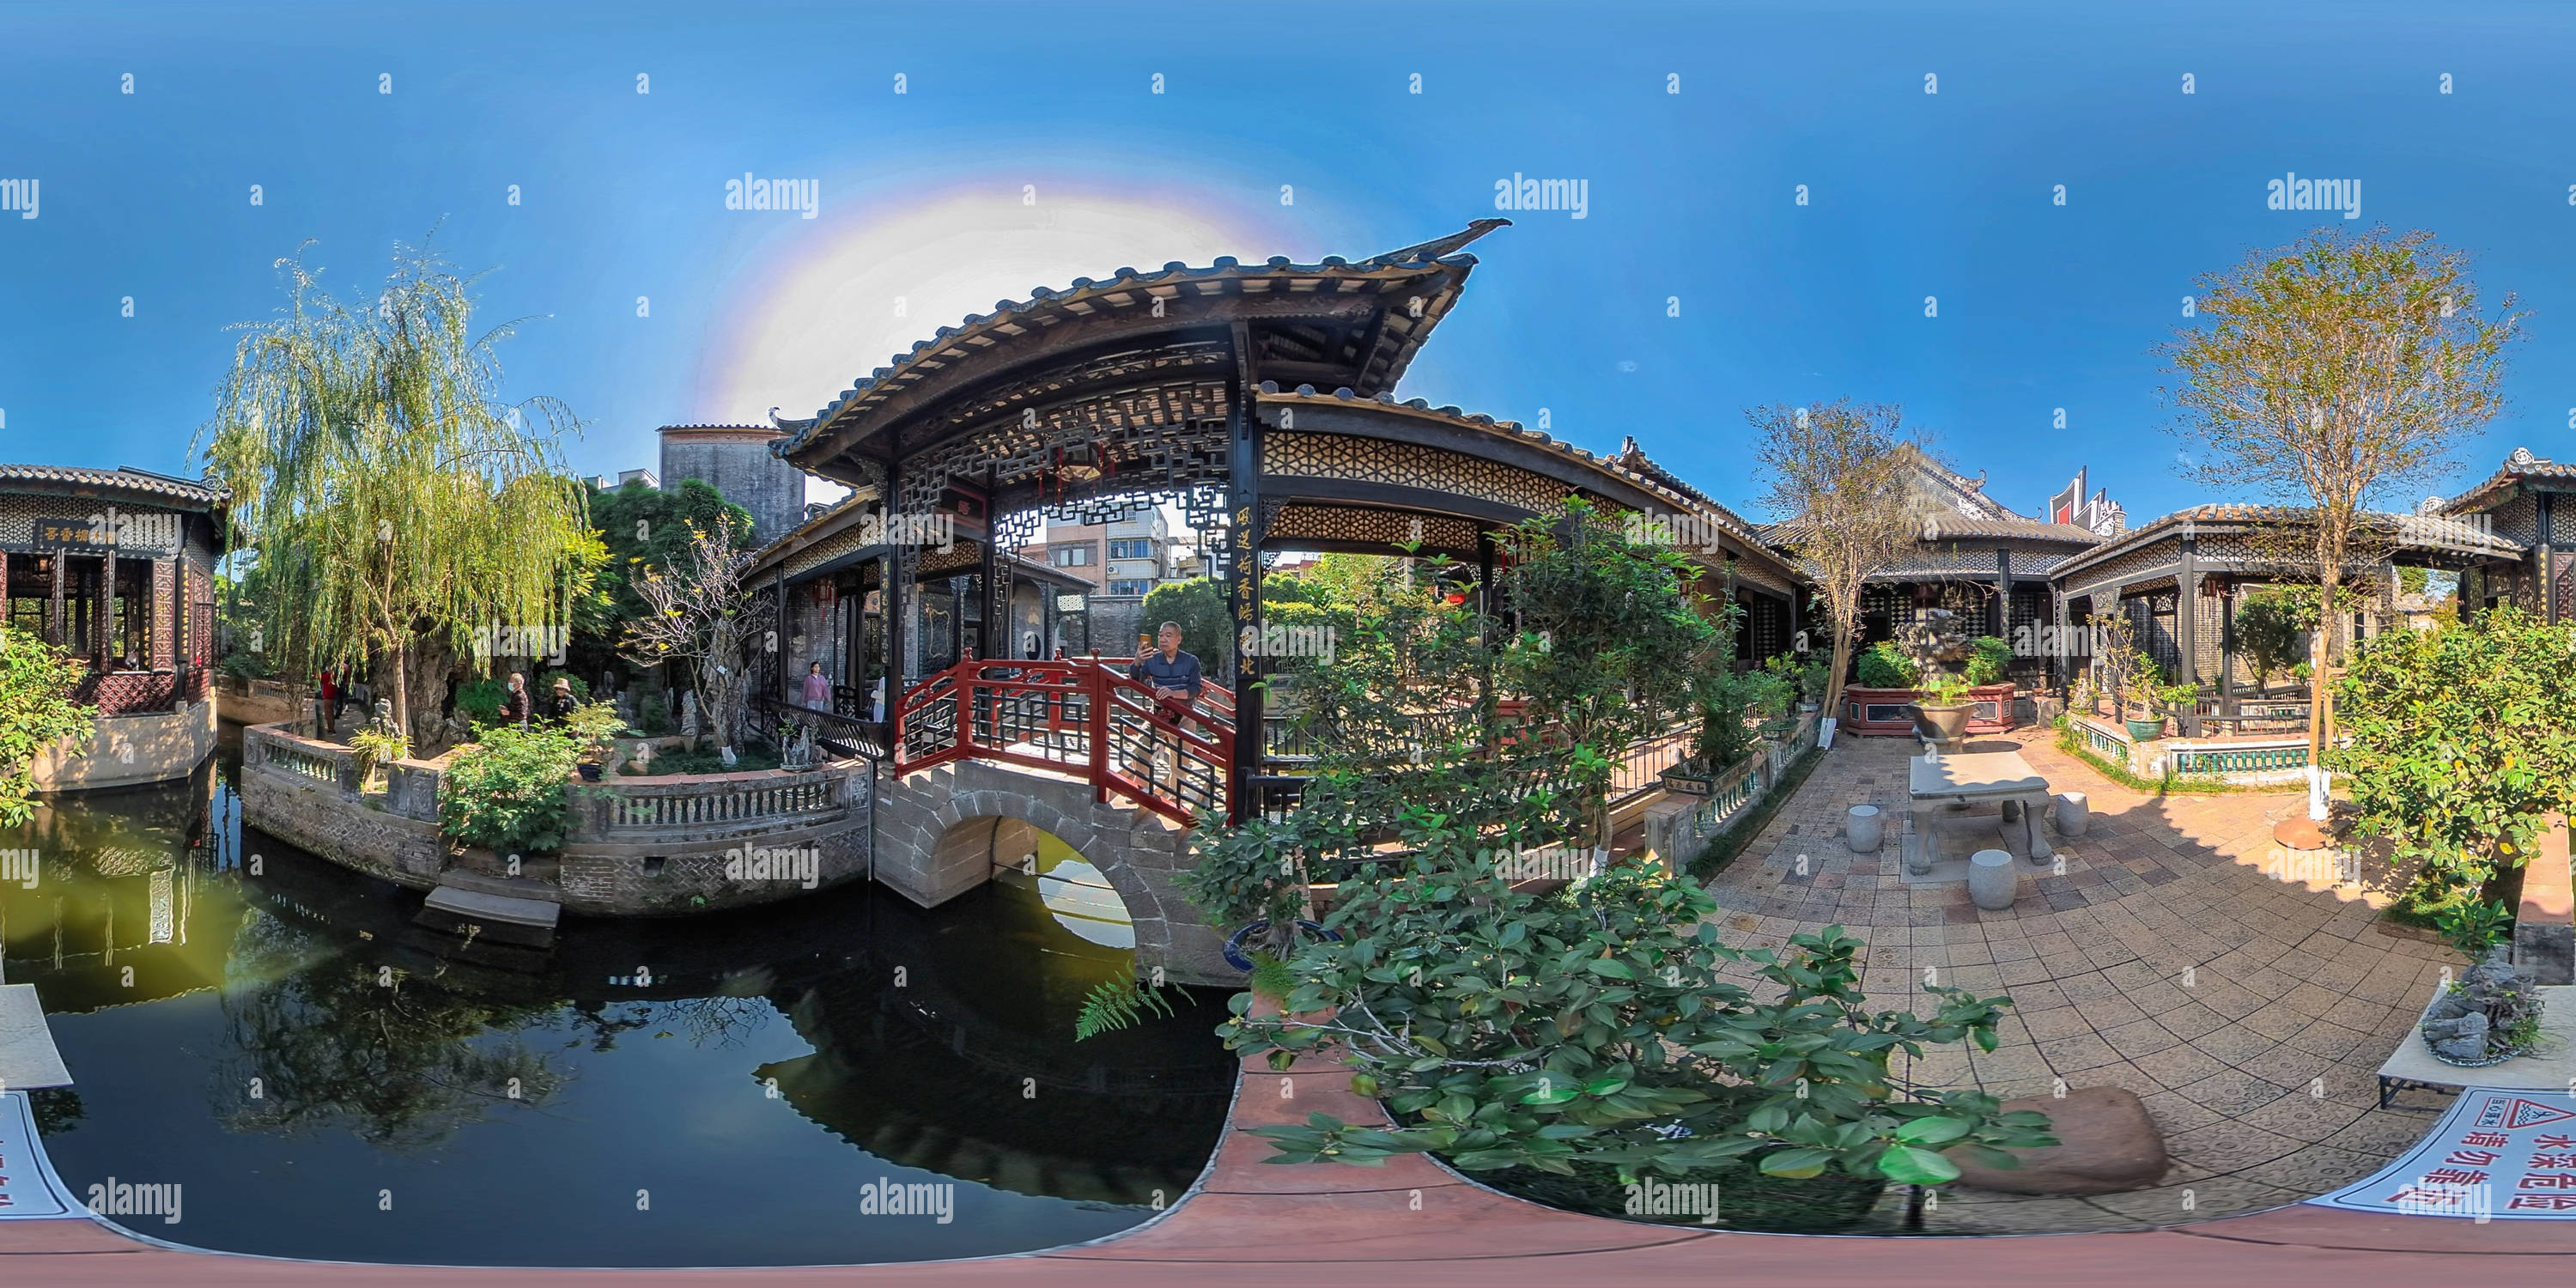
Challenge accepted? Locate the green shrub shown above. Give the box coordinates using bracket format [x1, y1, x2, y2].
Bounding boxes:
[1965, 636, 2012, 686]
[437, 724, 581, 854]
[1854, 640, 1917, 689]
[2330, 607, 2576, 914]
[454, 677, 509, 725]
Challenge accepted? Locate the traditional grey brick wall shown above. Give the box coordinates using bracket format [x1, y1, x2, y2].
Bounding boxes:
[658, 426, 807, 548]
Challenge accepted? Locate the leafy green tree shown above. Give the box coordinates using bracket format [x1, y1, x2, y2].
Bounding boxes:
[1502, 499, 1716, 769]
[2234, 586, 2318, 696]
[2165, 226, 2520, 770]
[2329, 607, 2576, 913]
[579, 479, 754, 641]
[1139, 577, 1233, 675]
[0, 626, 95, 825]
[199, 238, 605, 750]
[1751, 401, 1935, 718]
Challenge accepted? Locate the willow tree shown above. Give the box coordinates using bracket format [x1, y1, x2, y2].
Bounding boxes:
[2163, 227, 2519, 817]
[1751, 400, 1932, 721]
[199, 240, 601, 749]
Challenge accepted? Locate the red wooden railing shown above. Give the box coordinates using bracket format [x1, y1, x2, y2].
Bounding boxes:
[892, 657, 1236, 826]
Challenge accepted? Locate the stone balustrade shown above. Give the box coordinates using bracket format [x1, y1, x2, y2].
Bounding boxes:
[238, 721, 874, 915]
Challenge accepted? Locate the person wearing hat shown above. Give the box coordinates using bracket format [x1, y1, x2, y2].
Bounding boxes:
[543, 675, 580, 726]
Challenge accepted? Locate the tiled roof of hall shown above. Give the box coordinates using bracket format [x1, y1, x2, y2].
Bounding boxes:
[2053, 501, 2524, 582]
[1919, 513, 2107, 544]
[774, 220, 1511, 462]
[2438, 447, 2576, 517]
[0, 464, 229, 507]
[1254, 383, 1779, 561]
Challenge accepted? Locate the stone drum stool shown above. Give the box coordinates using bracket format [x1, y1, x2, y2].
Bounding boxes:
[1969, 848, 2019, 911]
[2055, 792, 2090, 838]
[1845, 805, 1883, 854]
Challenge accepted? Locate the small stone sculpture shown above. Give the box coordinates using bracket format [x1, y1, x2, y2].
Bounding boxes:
[680, 691, 700, 738]
[2423, 945, 2543, 1065]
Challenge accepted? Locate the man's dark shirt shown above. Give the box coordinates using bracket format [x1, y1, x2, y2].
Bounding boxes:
[1130, 648, 1204, 700]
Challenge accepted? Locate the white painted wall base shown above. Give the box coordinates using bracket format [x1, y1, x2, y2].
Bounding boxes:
[28, 700, 217, 792]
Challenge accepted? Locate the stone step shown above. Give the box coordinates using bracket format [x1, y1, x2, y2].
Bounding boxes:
[417, 884, 561, 947]
[434, 867, 562, 903]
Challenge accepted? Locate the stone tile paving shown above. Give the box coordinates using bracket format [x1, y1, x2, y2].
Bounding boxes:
[1701, 724, 2460, 1233]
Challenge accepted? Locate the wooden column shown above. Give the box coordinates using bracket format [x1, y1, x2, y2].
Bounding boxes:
[47, 552, 64, 648]
[1994, 547, 2012, 641]
[2050, 585, 2070, 691]
[2218, 584, 2236, 711]
[2540, 493, 2557, 624]
[884, 459, 908, 698]
[1225, 320, 1262, 823]
[2175, 533, 2201, 736]
[92, 556, 112, 671]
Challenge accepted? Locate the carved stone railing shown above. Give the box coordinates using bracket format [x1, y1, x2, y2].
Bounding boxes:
[244, 720, 866, 843]
[590, 768, 853, 835]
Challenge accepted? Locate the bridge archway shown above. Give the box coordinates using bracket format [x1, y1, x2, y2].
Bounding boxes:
[874, 757, 1220, 982]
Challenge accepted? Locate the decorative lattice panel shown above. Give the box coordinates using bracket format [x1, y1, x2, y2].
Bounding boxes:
[1261, 503, 1479, 554]
[1263, 432, 1567, 516]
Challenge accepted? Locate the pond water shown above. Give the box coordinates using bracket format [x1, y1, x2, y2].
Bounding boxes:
[2, 731, 1236, 1267]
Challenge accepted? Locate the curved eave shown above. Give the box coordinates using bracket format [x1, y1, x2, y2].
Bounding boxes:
[1252, 386, 1802, 588]
[2049, 504, 2524, 585]
[779, 245, 1493, 479]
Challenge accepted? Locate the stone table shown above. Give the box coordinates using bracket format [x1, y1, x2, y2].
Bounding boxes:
[1908, 750, 2053, 873]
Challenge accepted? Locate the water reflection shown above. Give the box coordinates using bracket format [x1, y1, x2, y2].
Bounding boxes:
[1, 735, 1234, 1267]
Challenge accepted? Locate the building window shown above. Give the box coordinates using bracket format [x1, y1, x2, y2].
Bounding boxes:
[1108, 538, 1153, 560]
[1108, 580, 1154, 597]
[1051, 545, 1091, 567]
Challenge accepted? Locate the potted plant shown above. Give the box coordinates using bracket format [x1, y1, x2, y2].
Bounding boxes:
[2158, 680, 2202, 737]
[1911, 671, 1974, 750]
[348, 726, 410, 792]
[2112, 649, 2165, 742]
[563, 700, 626, 782]
[1668, 671, 1758, 794]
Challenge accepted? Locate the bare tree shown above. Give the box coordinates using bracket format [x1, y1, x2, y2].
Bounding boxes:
[619, 525, 773, 766]
[2164, 226, 2519, 815]
[1749, 400, 1935, 720]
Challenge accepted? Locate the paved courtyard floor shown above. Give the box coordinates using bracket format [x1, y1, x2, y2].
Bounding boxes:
[1704, 723, 2461, 1232]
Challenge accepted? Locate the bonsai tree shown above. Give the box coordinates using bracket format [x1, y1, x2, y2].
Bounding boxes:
[2234, 586, 2317, 696]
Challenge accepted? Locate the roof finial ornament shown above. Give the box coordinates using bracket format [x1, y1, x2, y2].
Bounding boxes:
[2509, 445, 2537, 467]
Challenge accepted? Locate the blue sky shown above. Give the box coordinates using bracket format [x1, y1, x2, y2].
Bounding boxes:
[6, 0, 2576, 525]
